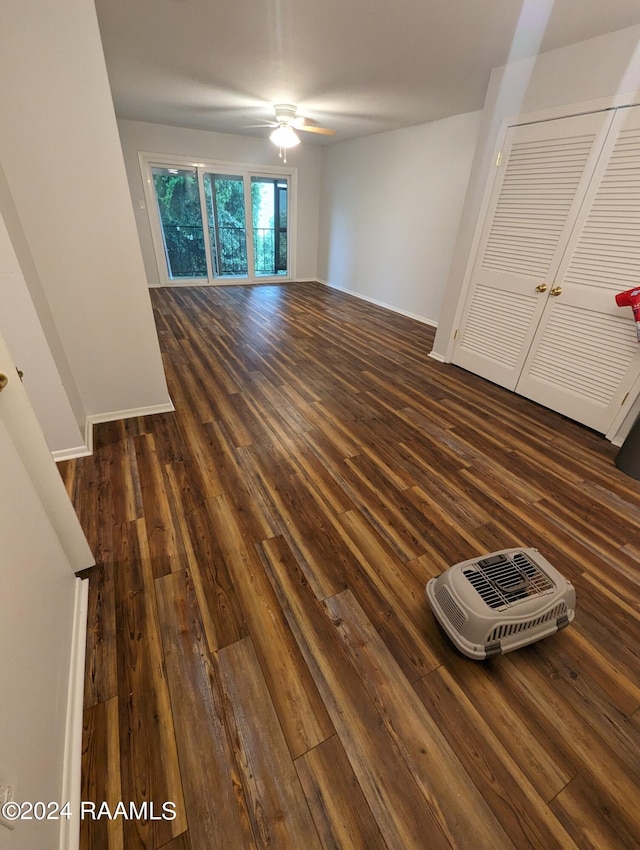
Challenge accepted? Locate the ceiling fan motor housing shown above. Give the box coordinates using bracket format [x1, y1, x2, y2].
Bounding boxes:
[426, 547, 575, 659]
[274, 103, 298, 124]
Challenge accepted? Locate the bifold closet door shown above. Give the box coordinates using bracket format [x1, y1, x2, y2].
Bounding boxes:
[516, 105, 640, 433]
[452, 111, 614, 391]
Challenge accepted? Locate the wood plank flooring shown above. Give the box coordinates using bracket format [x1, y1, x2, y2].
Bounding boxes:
[58, 282, 640, 850]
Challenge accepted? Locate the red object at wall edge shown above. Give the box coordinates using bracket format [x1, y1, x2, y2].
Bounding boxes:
[615, 287, 640, 341]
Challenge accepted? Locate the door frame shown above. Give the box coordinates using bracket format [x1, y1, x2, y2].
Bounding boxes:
[446, 90, 640, 444]
[446, 90, 640, 364]
[0, 325, 91, 847]
[139, 152, 297, 286]
[451, 110, 616, 392]
[0, 329, 93, 572]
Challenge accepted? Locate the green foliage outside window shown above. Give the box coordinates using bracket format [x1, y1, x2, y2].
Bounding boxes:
[152, 169, 287, 278]
[153, 171, 207, 278]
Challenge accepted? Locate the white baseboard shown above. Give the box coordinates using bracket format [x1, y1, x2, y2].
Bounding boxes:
[317, 278, 438, 328]
[84, 401, 175, 454]
[428, 350, 446, 363]
[59, 578, 89, 850]
[52, 445, 92, 463]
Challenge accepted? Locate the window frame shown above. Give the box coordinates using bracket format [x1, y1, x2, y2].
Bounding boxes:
[139, 152, 297, 286]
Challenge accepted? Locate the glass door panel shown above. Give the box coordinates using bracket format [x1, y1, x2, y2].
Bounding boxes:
[202, 173, 248, 278]
[151, 166, 207, 280]
[251, 177, 288, 276]
[144, 156, 293, 285]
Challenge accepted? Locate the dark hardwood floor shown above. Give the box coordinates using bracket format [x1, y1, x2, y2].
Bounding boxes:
[58, 281, 640, 850]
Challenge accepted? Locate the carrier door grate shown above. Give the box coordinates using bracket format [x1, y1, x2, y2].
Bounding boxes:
[464, 552, 554, 610]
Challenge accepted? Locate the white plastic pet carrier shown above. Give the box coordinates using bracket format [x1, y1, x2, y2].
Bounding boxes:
[426, 547, 575, 659]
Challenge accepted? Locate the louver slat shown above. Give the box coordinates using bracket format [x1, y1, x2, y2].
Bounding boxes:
[525, 306, 638, 406]
[453, 110, 616, 407]
[458, 286, 538, 368]
[564, 127, 640, 291]
[516, 109, 640, 432]
[480, 135, 595, 278]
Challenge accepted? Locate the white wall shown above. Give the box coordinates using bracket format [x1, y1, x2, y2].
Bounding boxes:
[0, 184, 86, 457]
[0, 419, 79, 850]
[434, 24, 640, 359]
[0, 0, 171, 433]
[118, 120, 323, 286]
[316, 111, 482, 325]
[0, 319, 90, 849]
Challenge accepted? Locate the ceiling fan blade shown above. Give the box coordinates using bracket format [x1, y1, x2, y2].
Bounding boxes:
[271, 107, 335, 137]
[297, 124, 336, 136]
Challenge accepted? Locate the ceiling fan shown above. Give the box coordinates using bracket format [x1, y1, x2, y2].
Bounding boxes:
[268, 104, 336, 160]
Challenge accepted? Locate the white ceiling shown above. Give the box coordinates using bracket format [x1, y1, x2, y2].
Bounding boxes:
[95, 0, 640, 144]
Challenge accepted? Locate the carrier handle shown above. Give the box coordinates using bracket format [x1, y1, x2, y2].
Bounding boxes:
[493, 574, 530, 593]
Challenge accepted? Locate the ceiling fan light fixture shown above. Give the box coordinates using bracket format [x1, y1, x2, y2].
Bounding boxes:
[270, 124, 300, 148]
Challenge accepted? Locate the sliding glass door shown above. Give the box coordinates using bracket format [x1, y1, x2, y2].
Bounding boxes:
[203, 173, 248, 278]
[252, 177, 288, 277]
[144, 156, 293, 285]
[151, 166, 207, 281]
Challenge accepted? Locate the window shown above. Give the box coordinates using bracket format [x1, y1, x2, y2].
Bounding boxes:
[203, 173, 248, 277]
[251, 177, 288, 277]
[142, 155, 295, 285]
[151, 166, 207, 280]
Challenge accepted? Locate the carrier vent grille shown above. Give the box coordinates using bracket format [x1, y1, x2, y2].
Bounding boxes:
[463, 551, 554, 611]
[487, 603, 568, 642]
[435, 586, 467, 633]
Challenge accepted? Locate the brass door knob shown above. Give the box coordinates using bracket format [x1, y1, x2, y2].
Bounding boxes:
[550, 286, 562, 296]
[0, 373, 8, 392]
[535, 283, 548, 293]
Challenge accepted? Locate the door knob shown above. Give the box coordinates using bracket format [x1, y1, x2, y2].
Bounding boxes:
[550, 286, 562, 296]
[0, 373, 8, 392]
[535, 283, 547, 293]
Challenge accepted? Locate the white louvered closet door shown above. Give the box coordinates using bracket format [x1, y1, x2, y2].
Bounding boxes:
[517, 105, 640, 433]
[453, 111, 614, 390]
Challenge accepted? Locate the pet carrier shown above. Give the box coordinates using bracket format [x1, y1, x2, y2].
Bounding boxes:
[426, 547, 575, 659]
